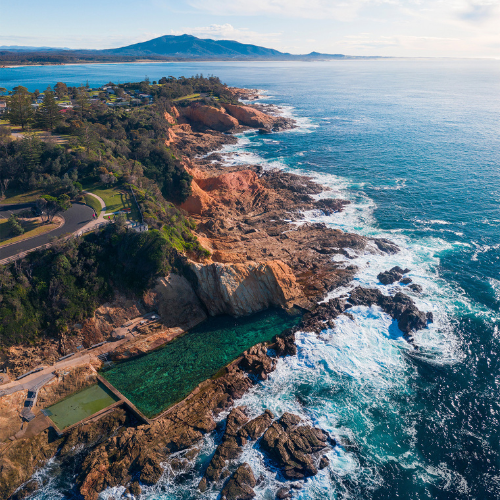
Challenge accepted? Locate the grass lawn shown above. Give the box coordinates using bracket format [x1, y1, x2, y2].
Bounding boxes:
[82, 193, 102, 214]
[0, 189, 44, 205]
[173, 93, 201, 102]
[83, 182, 140, 221]
[0, 218, 60, 247]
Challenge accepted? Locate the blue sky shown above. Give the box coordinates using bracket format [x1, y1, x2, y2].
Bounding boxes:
[1, 0, 499, 58]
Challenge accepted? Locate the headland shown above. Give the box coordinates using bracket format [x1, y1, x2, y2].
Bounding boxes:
[0, 82, 433, 500]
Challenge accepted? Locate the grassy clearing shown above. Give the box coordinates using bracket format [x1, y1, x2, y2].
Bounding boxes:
[83, 182, 140, 221]
[82, 193, 102, 214]
[173, 93, 201, 102]
[0, 218, 60, 247]
[0, 189, 44, 205]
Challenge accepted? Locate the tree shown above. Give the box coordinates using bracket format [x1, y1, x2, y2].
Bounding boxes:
[54, 82, 68, 100]
[0, 176, 12, 200]
[75, 85, 90, 120]
[78, 120, 98, 153]
[6, 86, 33, 130]
[20, 132, 42, 173]
[38, 194, 71, 222]
[7, 214, 24, 236]
[0, 125, 11, 151]
[38, 87, 61, 131]
[99, 172, 117, 186]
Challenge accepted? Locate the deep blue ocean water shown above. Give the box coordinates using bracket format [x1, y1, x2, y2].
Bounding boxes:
[2, 60, 500, 499]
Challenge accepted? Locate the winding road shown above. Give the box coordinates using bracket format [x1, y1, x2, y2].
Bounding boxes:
[0, 202, 95, 261]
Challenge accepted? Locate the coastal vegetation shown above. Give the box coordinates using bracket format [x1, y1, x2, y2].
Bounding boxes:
[0, 218, 204, 345]
[0, 75, 230, 346]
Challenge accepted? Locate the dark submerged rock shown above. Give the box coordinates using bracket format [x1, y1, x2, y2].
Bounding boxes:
[371, 238, 400, 254]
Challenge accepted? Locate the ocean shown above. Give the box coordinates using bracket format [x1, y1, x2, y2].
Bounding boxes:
[2, 59, 500, 499]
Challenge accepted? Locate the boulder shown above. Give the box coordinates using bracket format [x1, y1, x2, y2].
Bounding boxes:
[300, 297, 348, 335]
[260, 413, 330, 479]
[200, 407, 249, 485]
[377, 266, 410, 285]
[221, 463, 257, 500]
[238, 409, 275, 441]
[314, 198, 350, 215]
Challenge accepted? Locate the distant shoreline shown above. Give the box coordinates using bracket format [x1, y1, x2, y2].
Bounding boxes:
[2, 56, 497, 70]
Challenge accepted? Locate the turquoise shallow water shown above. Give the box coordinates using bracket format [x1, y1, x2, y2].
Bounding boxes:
[102, 309, 301, 418]
[6, 60, 500, 499]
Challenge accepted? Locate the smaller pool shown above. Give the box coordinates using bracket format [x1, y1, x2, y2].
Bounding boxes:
[44, 382, 120, 430]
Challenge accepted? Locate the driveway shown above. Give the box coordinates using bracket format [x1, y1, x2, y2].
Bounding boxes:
[0, 202, 94, 260]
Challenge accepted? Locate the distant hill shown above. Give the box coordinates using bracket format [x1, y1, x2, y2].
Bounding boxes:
[105, 34, 291, 59]
[0, 35, 357, 66]
[0, 45, 70, 52]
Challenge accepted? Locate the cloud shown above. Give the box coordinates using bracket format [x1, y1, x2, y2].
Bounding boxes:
[459, 1, 499, 22]
[185, 0, 379, 21]
[170, 24, 282, 46]
[186, 0, 500, 26]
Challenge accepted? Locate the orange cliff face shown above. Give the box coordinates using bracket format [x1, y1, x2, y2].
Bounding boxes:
[179, 168, 266, 216]
[223, 103, 276, 129]
[180, 104, 239, 132]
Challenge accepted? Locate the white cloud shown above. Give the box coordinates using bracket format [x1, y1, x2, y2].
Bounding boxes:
[186, 0, 500, 26]
[185, 0, 377, 21]
[170, 24, 282, 47]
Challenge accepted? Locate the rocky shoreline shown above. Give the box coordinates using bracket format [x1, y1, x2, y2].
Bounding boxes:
[0, 88, 434, 499]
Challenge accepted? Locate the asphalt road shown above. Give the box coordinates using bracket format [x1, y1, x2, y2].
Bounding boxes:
[0, 202, 94, 260]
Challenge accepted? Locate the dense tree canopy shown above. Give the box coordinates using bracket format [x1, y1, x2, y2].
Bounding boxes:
[0, 75, 229, 346]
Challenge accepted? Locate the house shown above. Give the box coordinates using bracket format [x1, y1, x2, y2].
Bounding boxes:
[0, 101, 6, 115]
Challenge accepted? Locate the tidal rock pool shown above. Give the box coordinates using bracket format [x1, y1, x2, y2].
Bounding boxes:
[101, 308, 301, 418]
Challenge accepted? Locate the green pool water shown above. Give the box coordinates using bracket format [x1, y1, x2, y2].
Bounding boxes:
[45, 382, 120, 430]
[102, 309, 301, 418]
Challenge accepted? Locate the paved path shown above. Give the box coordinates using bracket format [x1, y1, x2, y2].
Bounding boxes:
[0, 195, 113, 262]
[0, 314, 152, 396]
[0, 336, 133, 396]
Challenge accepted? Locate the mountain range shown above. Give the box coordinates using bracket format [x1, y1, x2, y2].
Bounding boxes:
[1, 35, 348, 60]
